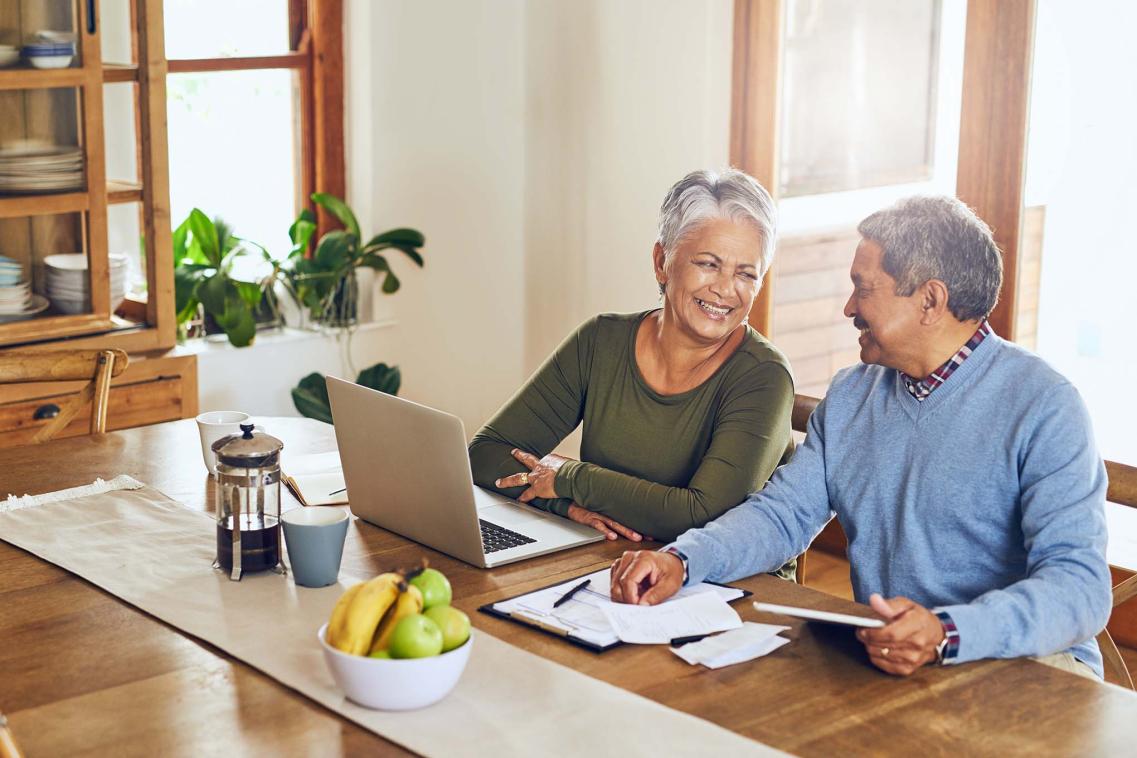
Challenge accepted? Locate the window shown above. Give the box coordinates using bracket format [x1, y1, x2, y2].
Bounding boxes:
[164, 0, 305, 262]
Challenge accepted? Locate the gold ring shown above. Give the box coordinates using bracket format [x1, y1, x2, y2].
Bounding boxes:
[881, 647, 890, 658]
[520, 472, 529, 485]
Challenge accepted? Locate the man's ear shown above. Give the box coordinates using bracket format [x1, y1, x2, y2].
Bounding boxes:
[653, 242, 667, 285]
[920, 279, 950, 325]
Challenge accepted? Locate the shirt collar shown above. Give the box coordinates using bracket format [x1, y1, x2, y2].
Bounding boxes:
[901, 320, 993, 401]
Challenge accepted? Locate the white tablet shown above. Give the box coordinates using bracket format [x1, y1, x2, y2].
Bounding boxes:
[753, 601, 885, 629]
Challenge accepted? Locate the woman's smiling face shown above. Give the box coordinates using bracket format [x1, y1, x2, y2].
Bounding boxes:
[655, 217, 766, 344]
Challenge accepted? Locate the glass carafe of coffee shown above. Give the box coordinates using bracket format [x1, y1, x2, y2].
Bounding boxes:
[212, 423, 285, 580]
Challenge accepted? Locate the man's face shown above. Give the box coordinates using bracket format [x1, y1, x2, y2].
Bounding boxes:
[843, 239, 926, 372]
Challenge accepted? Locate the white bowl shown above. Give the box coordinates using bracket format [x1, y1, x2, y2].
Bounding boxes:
[0, 50, 18, 68]
[318, 623, 472, 710]
[26, 54, 73, 69]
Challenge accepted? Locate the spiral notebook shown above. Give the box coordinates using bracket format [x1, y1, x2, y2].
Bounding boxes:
[480, 567, 749, 652]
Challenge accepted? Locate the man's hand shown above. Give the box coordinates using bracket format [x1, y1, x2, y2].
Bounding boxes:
[495, 449, 570, 501]
[609, 550, 684, 605]
[566, 504, 642, 542]
[856, 594, 946, 676]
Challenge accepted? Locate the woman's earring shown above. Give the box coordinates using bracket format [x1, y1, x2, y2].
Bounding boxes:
[658, 281, 666, 299]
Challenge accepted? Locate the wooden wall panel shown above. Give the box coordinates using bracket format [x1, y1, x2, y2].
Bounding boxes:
[955, 0, 1037, 340]
[730, 0, 783, 337]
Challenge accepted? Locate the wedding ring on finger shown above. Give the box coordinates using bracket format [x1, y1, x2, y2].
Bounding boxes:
[520, 472, 529, 485]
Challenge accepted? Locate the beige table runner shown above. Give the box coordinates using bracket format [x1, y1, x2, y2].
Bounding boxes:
[1, 481, 781, 757]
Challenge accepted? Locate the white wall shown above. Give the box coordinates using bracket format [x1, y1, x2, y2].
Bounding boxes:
[198, 0, 735, 437]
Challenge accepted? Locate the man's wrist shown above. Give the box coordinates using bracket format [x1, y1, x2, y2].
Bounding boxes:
[660, 546, 689, 585]
[934, 610, 961, 664]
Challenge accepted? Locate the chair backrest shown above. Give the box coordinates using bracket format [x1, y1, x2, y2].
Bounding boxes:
[792, 392, 1137, 689]
[0, 349, 129, 442]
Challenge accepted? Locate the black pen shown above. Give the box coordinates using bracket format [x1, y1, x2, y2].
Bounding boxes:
[328, 487, 346, 496]
[670, 634, 708, 648]
[553, 579, 591, 608]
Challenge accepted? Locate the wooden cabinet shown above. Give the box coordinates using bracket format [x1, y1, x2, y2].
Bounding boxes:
[0, 348, 197, 448]
[0, 0, 174, 352]
[0, 1, 193, 442]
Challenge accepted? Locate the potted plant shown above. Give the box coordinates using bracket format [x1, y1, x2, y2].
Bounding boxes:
[285, 193, 425, 328]
[292, 361, 401, 423]
[173, 209, 284, 347]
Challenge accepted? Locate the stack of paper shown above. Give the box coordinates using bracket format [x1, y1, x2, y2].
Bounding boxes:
[282, 451, 348, 506]
[600, 592, 742, 644]
[670, 622, 792, 669]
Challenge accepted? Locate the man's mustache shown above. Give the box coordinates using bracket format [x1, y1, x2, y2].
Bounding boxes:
[853, 317, 869, 331]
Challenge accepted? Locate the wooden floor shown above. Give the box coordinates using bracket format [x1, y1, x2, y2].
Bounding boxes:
[803, 549, 1137, 678]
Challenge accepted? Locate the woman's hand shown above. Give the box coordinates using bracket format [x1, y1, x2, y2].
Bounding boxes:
[567, 504, 642, 542]
[495, 449, 571, 501]
[494, 449, 643, 541]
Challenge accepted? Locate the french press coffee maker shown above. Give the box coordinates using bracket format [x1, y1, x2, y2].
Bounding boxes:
[211, 423, 286, 580]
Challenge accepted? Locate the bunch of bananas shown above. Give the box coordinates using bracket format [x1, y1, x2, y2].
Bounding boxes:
[326, 572, 425, 656]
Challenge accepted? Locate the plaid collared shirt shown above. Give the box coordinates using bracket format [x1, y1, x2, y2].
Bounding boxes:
[901, 320, 993, 401]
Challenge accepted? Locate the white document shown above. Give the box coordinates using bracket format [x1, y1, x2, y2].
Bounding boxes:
[601, 591, 742, 644]
[671, 622, 791, 669]
[492, 568, 745, 648]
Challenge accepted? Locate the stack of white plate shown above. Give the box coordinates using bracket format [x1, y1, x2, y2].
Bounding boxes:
[0, 255, 49, 323]
[44, 253, 127, 315]
[0, 141, 85, 194]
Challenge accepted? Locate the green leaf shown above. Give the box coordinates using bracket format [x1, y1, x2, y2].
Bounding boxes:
[315, 230, 353, 270]
[174, 266, 205, 322]
[288, 213, 317, 258]
[188, 209, 220, 266]
[220, 307, 257, 347]
[291, 372, 334, 423]
[356, 363, 401, 396]
[365, 227, 425, 248]
[388, 243, 424, 268]
[311, 193, 361, 241]
[172, 216, 189, 262]
[358, 253, 390, 273]
[234, 280, 264, 310]
[381, 267, 401, 294]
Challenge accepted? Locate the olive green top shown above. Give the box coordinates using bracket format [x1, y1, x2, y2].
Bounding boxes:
[468, 311, 796, 551]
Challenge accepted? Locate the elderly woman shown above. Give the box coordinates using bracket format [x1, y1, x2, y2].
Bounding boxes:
[469, 169, 795, 570]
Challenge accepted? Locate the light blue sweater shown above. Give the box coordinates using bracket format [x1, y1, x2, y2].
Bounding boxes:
[671, 334, 1112, 675]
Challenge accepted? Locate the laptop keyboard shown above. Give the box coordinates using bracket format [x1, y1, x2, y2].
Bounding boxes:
[480, 519, 537, 554]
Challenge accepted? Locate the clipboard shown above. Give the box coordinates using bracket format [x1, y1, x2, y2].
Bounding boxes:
[478, 568, 751, 654]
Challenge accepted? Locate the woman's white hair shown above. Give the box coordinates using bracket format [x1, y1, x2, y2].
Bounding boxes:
[657, 168, 777, 277]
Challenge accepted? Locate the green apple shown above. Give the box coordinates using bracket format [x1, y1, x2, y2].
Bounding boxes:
[424, 605, 471, 652]
[368, 648, 392, 659]
[409, 568, 452, 609]
[388, 614, 443, 659]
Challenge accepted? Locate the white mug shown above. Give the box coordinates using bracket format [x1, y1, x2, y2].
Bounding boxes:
[196, 411, 263, 474]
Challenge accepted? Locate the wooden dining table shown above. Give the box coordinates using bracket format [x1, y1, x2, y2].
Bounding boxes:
[2, 417, 1136, 757]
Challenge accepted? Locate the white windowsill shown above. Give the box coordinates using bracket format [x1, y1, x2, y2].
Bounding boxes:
[177, 319, 400, 355]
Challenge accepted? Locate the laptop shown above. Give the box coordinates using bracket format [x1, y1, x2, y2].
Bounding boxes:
[326, 376, 603, 567]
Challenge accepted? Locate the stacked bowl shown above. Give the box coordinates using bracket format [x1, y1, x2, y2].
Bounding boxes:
[44, 253, 127, 315]
[0, 142, 85, 194]
[22, 35, 75, 69]
[0, 255, 49, 323]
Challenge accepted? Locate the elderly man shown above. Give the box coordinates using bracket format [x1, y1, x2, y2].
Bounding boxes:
[610, 195, 1112, 678]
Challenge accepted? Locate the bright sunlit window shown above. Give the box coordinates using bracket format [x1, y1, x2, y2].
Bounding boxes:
[164, 0, 301, 262]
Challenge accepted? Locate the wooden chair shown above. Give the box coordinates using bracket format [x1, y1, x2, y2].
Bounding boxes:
[790, 394, 820, 585]
[792, 392, 1137, 688]
[0, 349, 129, 443]
[1099, 460, 1137, 689]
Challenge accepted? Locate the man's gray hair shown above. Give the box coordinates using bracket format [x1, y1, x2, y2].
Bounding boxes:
[657, 169, 777, 277]
[857, 196, 1003, 321]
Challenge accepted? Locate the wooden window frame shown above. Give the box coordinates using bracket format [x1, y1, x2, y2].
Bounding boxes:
[163, 0, 345, 240]
[730, 0, 1035, 340]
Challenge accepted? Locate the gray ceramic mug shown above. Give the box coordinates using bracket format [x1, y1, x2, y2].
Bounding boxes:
[281, 507, 350, 588]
